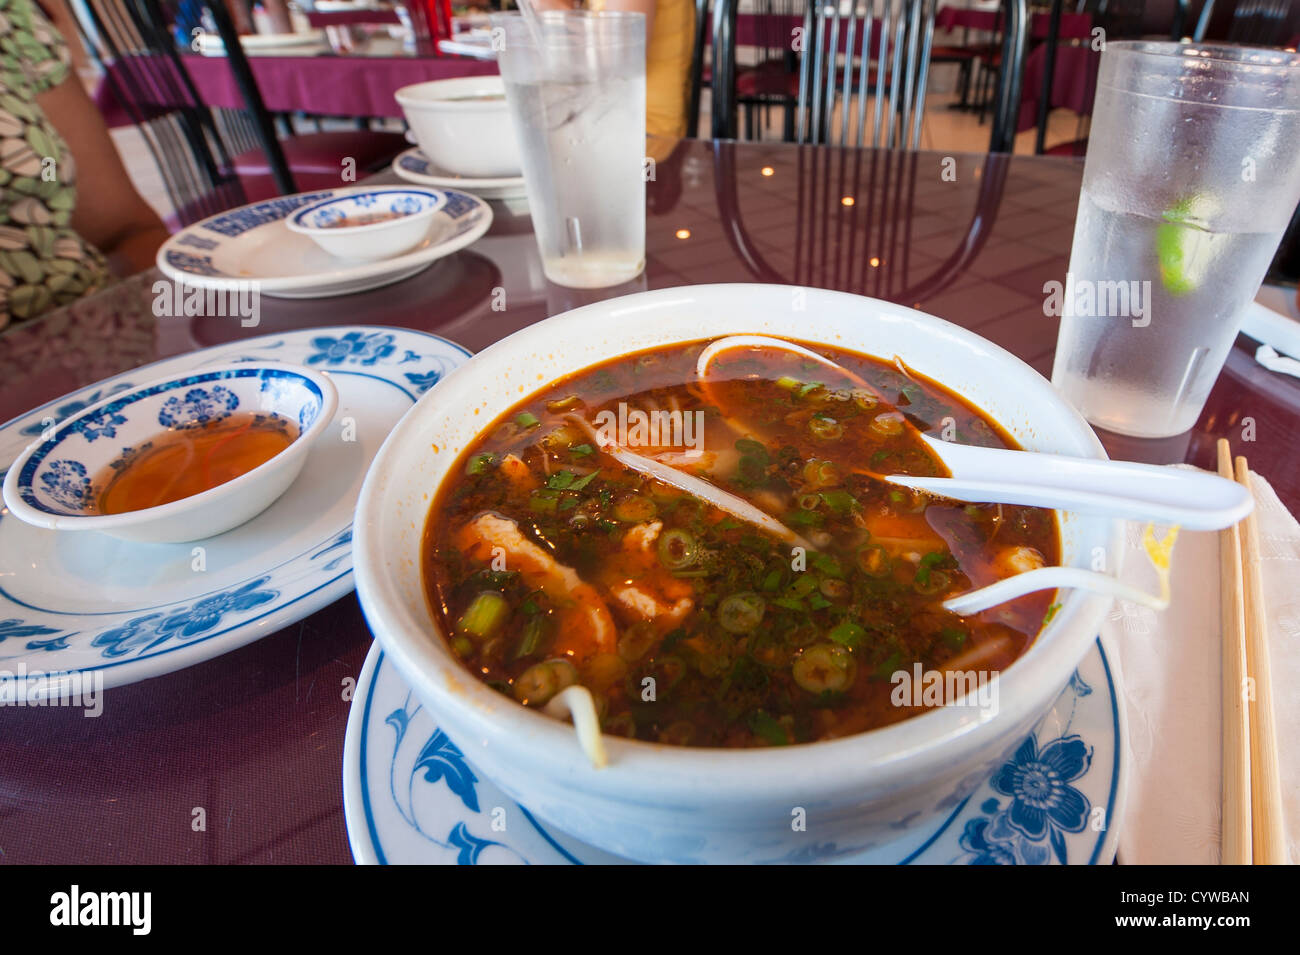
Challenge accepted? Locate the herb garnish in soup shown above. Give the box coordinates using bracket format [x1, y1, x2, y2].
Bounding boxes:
[423, 338, 1059, 748]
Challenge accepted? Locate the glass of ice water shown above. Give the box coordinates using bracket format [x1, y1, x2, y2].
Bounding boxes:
[1051, 42, 1300, 438]
[491, 11, 646, 289]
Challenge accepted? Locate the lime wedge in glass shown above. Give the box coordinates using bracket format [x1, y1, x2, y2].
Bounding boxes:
[1156, 195, 1217, 296]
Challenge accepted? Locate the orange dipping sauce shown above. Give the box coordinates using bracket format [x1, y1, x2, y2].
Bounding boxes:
[94, 413, 297, 515]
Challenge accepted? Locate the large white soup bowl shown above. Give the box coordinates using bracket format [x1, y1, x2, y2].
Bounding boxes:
[353, 284, 1121, 864]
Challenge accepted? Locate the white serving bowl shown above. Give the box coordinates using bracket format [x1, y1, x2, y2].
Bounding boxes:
[394, 76, 521, 178]
[285, 187, 444, 261]
[3, 362, 338, 543]
[353, 284, 1122, 864]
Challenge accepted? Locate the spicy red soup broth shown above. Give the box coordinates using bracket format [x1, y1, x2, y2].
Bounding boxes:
[422, 339, 1059, 748]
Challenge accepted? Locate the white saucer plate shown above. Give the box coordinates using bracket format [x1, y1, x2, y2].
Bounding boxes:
[391, 148, 528, 201]
[343, 638, 1127, 865]
[157, 186, 492, 299]
[197, 30, 327, 55]
[436, 29, 497, 61]
[0, 327, 469, 693]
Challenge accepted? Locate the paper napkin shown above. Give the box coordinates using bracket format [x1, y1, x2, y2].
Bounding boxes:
[1112, 471, 1299, 864]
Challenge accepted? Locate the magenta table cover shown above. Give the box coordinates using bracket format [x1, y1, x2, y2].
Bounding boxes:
[936, 6, 1093, 40]
[1017, 42, 1100, 132]
[95, 51, 497, 125]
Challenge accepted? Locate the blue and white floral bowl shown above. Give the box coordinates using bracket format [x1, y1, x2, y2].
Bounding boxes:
[2, 363, 338, 543]
[286, 187, 445, 261]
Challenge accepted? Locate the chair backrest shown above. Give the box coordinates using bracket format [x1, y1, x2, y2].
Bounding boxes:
[1225, 0, 1294, 43]
[687, 0, 710, 137]
[751, 0, 806, 66]
[72, 0, 247, 226]
[712, 0, 1029, 152]
[1195, 0, 1295, 44]
[196, 0, 296, 195]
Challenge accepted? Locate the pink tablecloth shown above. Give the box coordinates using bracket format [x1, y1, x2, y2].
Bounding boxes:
[306, 10, 401, 27]
[935, 5, 1093, 40]
[1017, 42, 1100, 132]
[94, 51, 497, 125]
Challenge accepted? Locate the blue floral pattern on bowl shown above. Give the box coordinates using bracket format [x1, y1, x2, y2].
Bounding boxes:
[291, 189, 443, 231]
[345, 641, 1125, 865]
[90, 577, 280, 658]
[37, 460, 90, 510]
[159, 187, 491, 294]
[157, 385, 240, 429]
[11, 367, 326, 518]
[398, 152, 434, 177]
[958, 733, 1094, 865]
[306, 331, 397, 367]
[18, 385, 134, 438]
[0, 327, 472, 694]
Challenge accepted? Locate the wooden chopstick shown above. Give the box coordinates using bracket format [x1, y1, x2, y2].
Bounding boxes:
[1234, 454, 1287, 864]
[1217, 439, 1251, 865]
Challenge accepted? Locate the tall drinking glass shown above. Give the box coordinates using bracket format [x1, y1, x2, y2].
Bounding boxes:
[1051, 43, 1300, 438]
[491, 11, 646, 289]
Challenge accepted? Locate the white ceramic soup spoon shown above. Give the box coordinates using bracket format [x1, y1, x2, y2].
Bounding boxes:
[697, 334, 1252, 617]
[891, 434, 1253, 532]
[698, 335, 1252, 530]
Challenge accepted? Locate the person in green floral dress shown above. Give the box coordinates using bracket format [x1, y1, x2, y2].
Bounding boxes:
[0, 0, 168, 327]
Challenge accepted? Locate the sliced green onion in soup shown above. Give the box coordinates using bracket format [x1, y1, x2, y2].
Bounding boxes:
[870, 411, 905, 437]
[657, 528, 699, 569]
[802, 458, 840, 488]
[808, 416, 843, 440]
[718, 592, 766, 633]
[457, 592, 509, 640]
[466, 452, 497, 476]
[828, 620, 865, 648]
[513, 658, 577, 706]
[512, 614, 550, 660]
[792, 643, 857, 693]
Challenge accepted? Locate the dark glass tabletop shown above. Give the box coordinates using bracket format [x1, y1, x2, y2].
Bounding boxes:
[1, 137, 1295, 863]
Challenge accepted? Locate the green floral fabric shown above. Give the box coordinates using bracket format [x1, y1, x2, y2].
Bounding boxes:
[0, 0, 111, 328]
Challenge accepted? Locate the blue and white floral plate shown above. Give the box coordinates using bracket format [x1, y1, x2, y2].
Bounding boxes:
[391, 148, 528, 201]
[0, 327, 469, 693]
[343, 638, 1127, 865]
[156, 186, 493, 299]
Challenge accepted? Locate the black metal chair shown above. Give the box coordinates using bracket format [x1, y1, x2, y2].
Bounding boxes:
[1196, 0, 1296, 44]
[193, 0, 296, 195]
[1031, 0, 1147, 156]
[729, 0, 806, 141]
[687, 0, 711, 137]
[713, 0, 1029, 153]
[194, 1, 412, 202]
[75, 0, 248, 228]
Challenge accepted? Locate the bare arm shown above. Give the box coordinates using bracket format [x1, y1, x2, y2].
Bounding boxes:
[36, 76, 170, 277]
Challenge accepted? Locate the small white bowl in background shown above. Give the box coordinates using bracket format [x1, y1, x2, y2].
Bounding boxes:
[2, 362, 338, 543]
[286, 187, 445, 261]
[394, 76, 522, 178]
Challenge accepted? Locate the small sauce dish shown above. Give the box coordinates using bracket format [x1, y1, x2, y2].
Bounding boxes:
[286, 187, 445, 261]
[3, 362, 338, 543]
